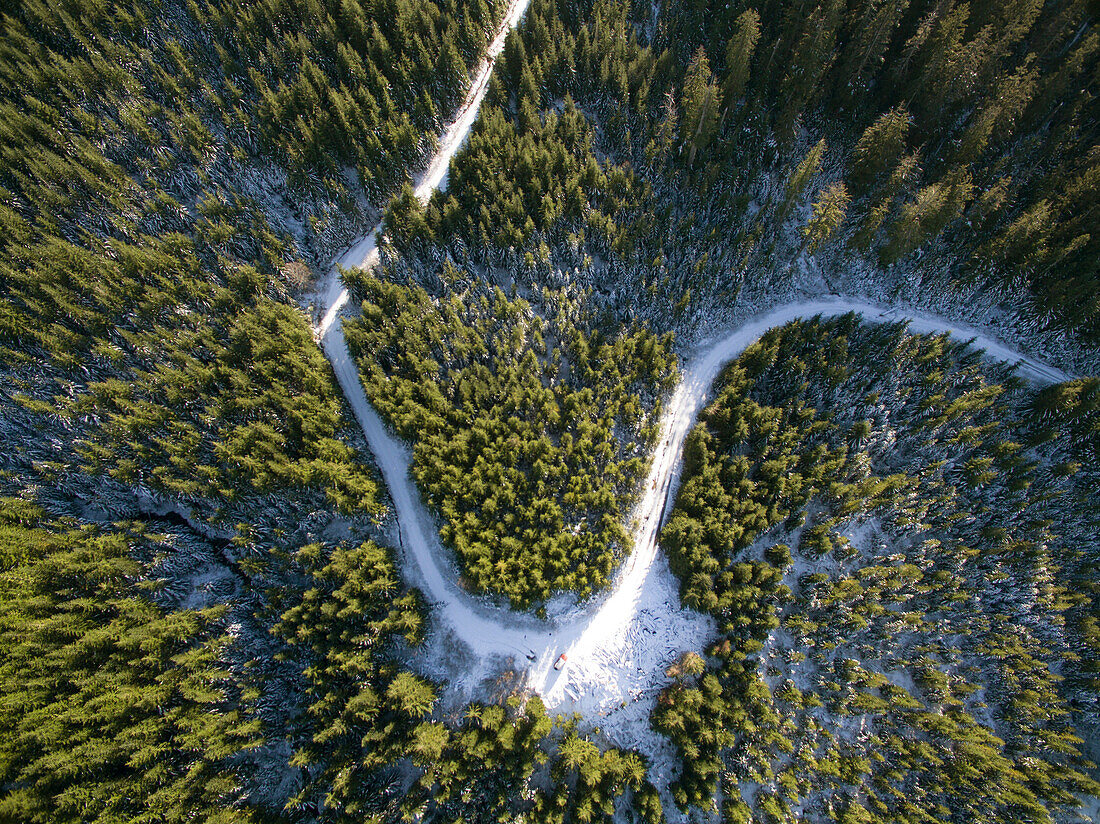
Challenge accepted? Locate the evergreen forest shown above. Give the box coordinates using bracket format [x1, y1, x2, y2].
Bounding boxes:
[1, 0, 1099, 820]
[655, 316, 1100, 821]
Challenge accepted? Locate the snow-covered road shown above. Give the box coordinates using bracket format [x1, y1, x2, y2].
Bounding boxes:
[312, 0, 531, 339]
[519, 299, 1071, 725]
[306, 0, 1073, 744]
[322, 289, 1071, 735]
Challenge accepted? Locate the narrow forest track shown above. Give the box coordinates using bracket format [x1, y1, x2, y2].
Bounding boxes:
[307, 0, 1074, 736]
[322, 286, 1072, 734]
[312, 0, 532, 340]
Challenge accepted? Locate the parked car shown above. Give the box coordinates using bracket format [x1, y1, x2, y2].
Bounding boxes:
[554, 653, 568, 670]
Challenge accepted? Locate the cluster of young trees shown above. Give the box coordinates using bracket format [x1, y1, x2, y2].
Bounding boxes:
[385, 97, 650, 261]
[0, 491, 666, 822]
[406, 695, 664, 824]
[74, 298, 382, 512]
[344, 270, 676, 608]
[198, 0, 502, 193]
[652, 316, 1100, 821]
[1024, 377, 1100, 746]
[269, 531, 666, 823]
[271, 538, 433, 818]
[1, 0, 512, 528]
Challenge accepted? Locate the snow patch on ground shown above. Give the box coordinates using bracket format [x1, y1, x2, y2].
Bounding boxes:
[540, 550, 716, 755]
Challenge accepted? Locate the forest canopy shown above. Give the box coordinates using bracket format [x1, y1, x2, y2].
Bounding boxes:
[0, 0, 1098, 819]
[344, 269, 676, 608]
[653, 316, 1100, 821]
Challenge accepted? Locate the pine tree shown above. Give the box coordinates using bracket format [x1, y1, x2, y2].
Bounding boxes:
[835, 0, 911, 103]
[803, 183, 850, 251]
[900, 0, 995, 118]
[680, 47, 721, 168]
[411, 721, 450, 765]
[989, 199, 1052, 266]
[646, 89, 678, 168]
[784, 138, 827, 215]
[721, 9, 761, 115]
[881, 168, 973, 263]
[776, 0, 843, 137]
[383, 181, 432, 249]
[953, 57, 1039, 164]
[848, 106, 910, 196]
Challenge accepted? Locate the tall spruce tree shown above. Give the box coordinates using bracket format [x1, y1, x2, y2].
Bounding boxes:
[721, 9, 761, 116]
[680, 47, 722, 168]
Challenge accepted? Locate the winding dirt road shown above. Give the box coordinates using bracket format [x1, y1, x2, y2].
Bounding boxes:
[308, 0, 1073, 728]
[322, 294, 1070, 718]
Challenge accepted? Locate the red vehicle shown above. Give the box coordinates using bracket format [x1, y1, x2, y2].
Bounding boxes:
[554, 653, 568, 670]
